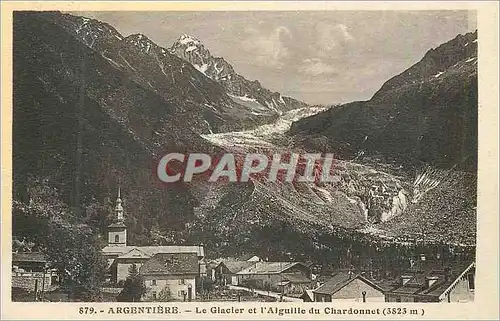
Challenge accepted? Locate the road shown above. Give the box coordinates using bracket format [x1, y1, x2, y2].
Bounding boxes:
[228, 285, 303, 302]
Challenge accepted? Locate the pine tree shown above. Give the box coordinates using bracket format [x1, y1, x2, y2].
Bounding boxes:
[117, 264, 146, 302]
[128, 263, 139, 278]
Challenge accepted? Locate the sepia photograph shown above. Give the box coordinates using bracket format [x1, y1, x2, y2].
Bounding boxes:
[2, 1, 499, 320]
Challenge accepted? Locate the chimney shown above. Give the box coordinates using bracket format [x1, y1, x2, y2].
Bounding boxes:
[426, 276, 439, 288]
[401, 275, 412, 285]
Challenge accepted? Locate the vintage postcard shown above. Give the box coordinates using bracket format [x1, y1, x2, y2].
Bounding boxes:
[1, 1, 498, 320]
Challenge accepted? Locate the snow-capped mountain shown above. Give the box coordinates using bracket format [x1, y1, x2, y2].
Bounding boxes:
[46, 13, 301, 134]
[170, 34, 308, 115]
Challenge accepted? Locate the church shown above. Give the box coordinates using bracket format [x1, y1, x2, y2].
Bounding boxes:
[102, 189, 206, 289]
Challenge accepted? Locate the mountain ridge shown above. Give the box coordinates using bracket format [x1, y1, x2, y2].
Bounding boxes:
[48, 12, 301, 134]
[286, 30, 477, 247]
[170, 33, 308, 115]
[290, 30, 478, 172]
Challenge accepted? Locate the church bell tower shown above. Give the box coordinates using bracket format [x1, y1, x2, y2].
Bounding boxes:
[108, 187, 127, 247]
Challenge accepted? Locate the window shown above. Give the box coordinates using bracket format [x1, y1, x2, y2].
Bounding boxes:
[396, 297, 401, 302]
[115, 235, 120, 243]
[152, 292, 157, 300]
[151, 280, 157, 286]
[468, 274, 475, 291]
[179, 279, 185, 285]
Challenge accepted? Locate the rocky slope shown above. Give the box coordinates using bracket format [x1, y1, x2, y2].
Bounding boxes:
[287, 31, 477, 247]
[170, 34, 308, 115]
[197, 102, 475, 253]
[290, 30, 478, 172]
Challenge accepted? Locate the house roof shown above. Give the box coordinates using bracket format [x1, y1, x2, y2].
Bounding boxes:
[384, 261, 474, 299]
[301, 290, 314, 301]
[236, 254, 254, 261]
[102, 245, 204, 257]
[313, 272, 383, 295]
[12, 252, 47, 263]
[235, 254, 261, 261]
[220, 261, 256, 274]
[139, 253, 199, 276]
[236, 262, 307, 275]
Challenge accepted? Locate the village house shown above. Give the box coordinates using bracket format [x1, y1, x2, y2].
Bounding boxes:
[276, 273, 314, 296]
[12, 252, 58, 292]
[312, 271, 385, 302]
[384, 257, 475, 303]
[215, 260, 255, 285]
[140, 253, 199, 301]
[101, 189, 206, 284]
[236, 261, 312, 293]
[213, 255, 263, 284]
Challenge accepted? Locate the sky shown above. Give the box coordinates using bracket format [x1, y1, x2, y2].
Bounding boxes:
[76, 11, 476, 105]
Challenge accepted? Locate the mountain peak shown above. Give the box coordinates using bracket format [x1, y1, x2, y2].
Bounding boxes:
[124, 33, 158, 53]
[170, 33, 307, 113]
[171, 34, 205, 55]
[177, 34, 202, 46]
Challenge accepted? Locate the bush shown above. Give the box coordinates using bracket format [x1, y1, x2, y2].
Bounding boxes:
[158, 286, 173, 301]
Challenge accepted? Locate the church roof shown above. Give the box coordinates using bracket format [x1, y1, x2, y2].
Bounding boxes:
[117, 248, 151, 259]
[140, 253, 199, 276]
[108, 222, 127, 228]
[102, 245, 204, 257]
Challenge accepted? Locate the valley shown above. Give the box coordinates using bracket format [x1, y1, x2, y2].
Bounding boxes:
[11, 11, 477, 298]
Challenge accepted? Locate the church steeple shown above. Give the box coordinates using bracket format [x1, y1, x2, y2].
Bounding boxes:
[115, 186, 124, 221]
[108, 187, 127, 247]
